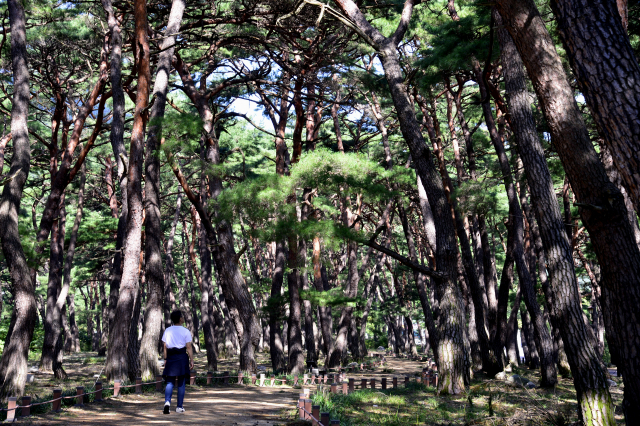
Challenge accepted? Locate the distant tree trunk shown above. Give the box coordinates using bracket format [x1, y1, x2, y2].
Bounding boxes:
[40, 193, 66, 373]
[496, 1, 627, 421]
[287, 233, 304, 374]
[164, 194, 182, 328]
[506, 288, 521, 366]
[269, 240, 287, 372]
[186, 214, 217, 370]
[65, 293, 80, 353]
[328, 202, 360, 368]
[520, 306, 539, 368]
[105, 0, 149, 381]
[313, 237, 334, 365]
[0, 0, 36, 400]
[473, 58, 557, 386]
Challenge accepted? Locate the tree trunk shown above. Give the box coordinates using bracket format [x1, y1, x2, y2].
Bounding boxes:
[506, 288, 521, 366]
[549, 0, 640, 215]
[313, 237, 334, 365]
[105, 0, 149, 381]
[520, 306, 539, 368]
[187, 213, 217, 370]
[287, 234, 304, 374]
[495, 7, 617, 422]
[65, 293, 80, 353]
[0, 0, 36, 399]
[40, 193, 66, 373]
[269, 240, 287, 372]
[139, 0, 185, 378]
[473, 58, 557, 386]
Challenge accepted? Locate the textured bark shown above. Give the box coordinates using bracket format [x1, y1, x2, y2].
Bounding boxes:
[269, 240, 287, 372]
[520, 306, 539, 368]
[105, 0, 149, 381]
[139, 0, 186, 380]
[102, 0, 128, 348]
[473, 59, 556, 385]
[287, 233, 305, 374]
[495, 7, 617, 422]
[0, 0, 35, 399]
[550, 0, 640, 215]
[40, 193, 66, 373]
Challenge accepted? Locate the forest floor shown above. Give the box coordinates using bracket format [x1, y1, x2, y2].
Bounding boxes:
[16, 351, 626, 425]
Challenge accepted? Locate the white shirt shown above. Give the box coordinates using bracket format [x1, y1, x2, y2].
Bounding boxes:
[162, 326, 192, 349]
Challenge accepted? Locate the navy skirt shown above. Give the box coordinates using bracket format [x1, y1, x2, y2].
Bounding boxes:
[163, 347, 190, 379]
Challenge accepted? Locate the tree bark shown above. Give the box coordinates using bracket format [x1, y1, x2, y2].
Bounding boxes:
[550, 0, 640, 215]
[495, 7, 617, 422]
[0, 0, 36, 399]
[102, 0, 128, 349]
[269, 240, 287, 372]
[473, 59, 557, 385]
[105, 0, 150, 381]
[139, 0, 186, 380]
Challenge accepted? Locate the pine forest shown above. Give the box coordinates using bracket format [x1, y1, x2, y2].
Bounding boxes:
[0, 0, 638, 424]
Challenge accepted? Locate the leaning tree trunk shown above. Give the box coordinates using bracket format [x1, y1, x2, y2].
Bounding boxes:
[549, 0, 640, 215]
[495, 7, 617, 423]
[138, 0, 186, 379]
[313, 237, 334, 366]
[473, 59, 557, 387]
[0, 0, 36, 400]
[105, 0, 149, 381]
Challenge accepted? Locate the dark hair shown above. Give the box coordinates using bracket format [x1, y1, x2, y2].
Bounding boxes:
[170, 310, 183, 325]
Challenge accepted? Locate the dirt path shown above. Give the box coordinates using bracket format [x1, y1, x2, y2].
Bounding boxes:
[28, 385, 300, 425]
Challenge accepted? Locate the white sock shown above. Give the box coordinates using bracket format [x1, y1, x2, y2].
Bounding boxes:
[165, 401, 170, 406]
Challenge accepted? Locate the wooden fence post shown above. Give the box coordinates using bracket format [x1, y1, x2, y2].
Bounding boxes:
[207, 371, 213, 385]
[20, 396, 31, 417]
[312, 405, 320, 425]
[114, 380, 121, 397]
[6, 397, 16, 422]
[304, 399, 312, 420]
[342, 381, 348, 394]
[190, 370, 196, 385]
[404, 376, 409, 386]
[321, 412, 330, 426]
[392, 377, 397, 389]
[361, 378, 367, 389]
[298, 397, 305, 419]
[348, 378, 355, 393]
[96, 381, 104, 401]
[331, 383, 337, 394]
[238, 371, 244, 385]
[52, 389, 62, 412]
[382, 377, 387, 390]
[135, 377, 142, 394]
[155, 375, 162, 392]
[75, 386, 85, 406]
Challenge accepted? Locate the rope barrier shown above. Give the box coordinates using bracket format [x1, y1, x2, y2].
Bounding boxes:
[0, 357, 397, 421]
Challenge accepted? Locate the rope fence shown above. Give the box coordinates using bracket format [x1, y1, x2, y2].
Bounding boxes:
[0, 353, 434, 423]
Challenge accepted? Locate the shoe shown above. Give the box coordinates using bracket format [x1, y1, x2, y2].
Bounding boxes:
[164, 402, 170, 414]
[176, 407, 185, 413]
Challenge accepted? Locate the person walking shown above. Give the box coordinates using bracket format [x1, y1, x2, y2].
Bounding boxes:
[162, 310, 194, 414]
